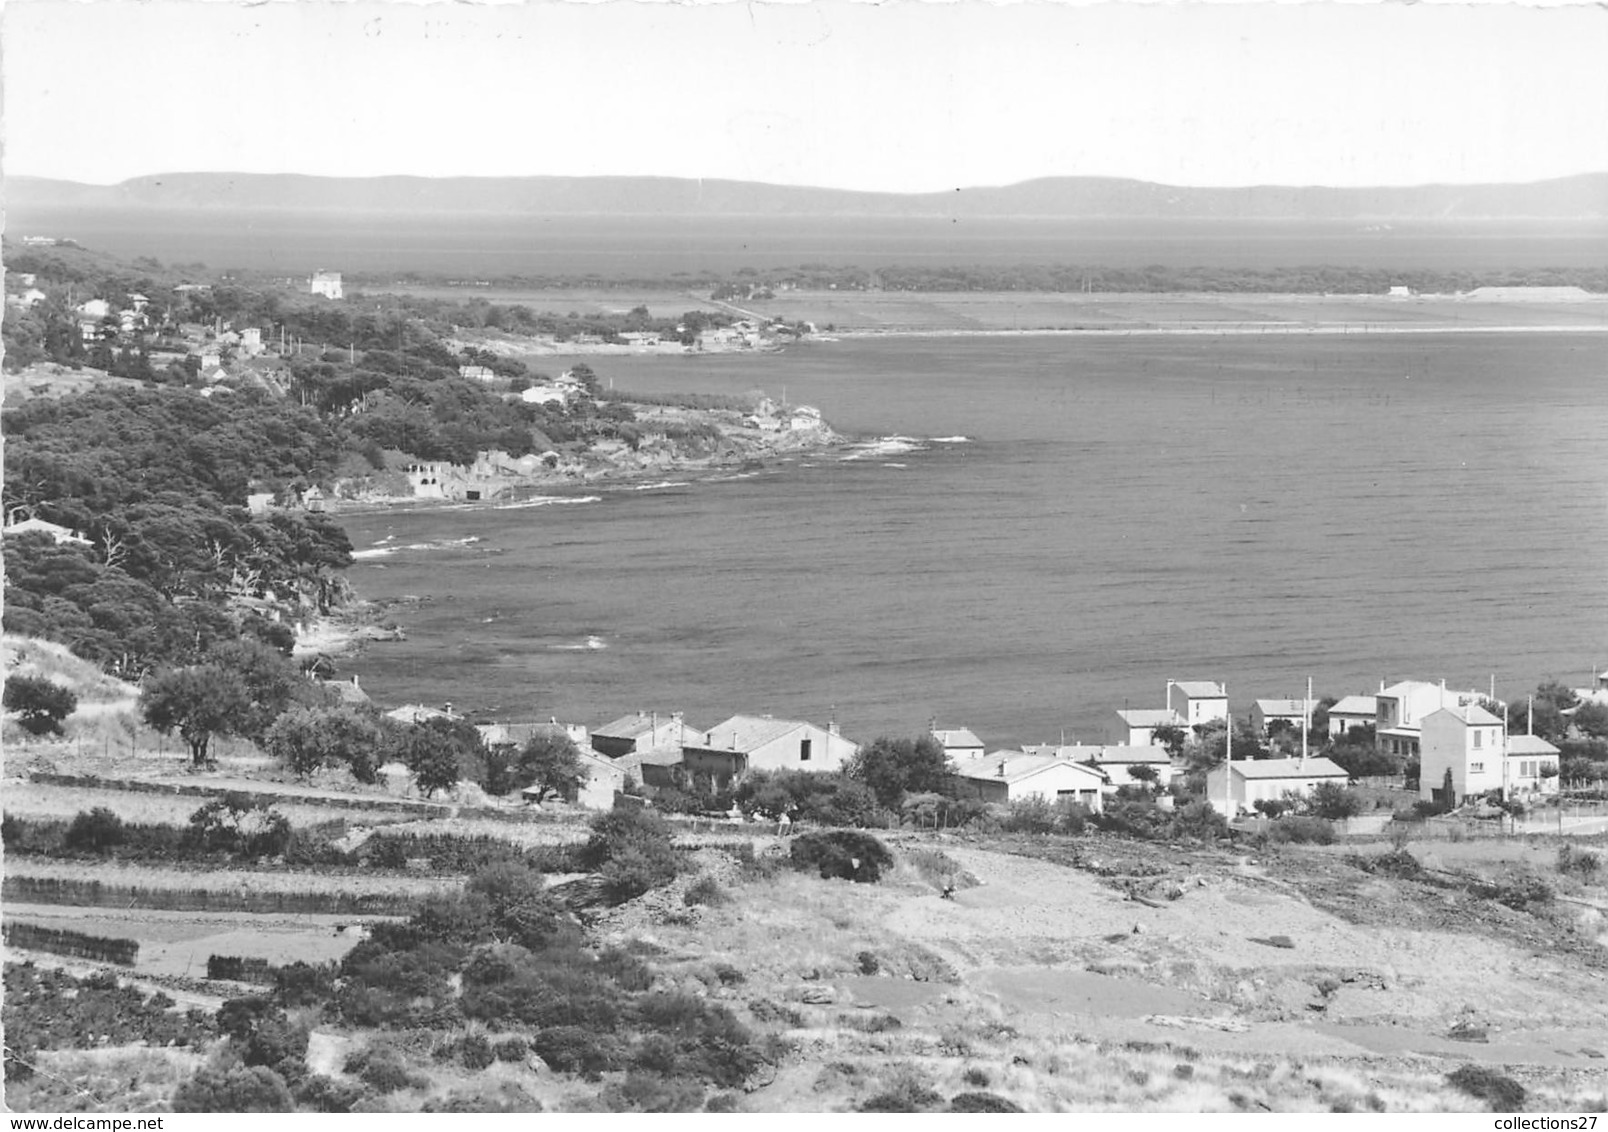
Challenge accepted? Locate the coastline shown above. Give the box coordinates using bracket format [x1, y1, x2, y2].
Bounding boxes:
[831, 322, 1608, 340]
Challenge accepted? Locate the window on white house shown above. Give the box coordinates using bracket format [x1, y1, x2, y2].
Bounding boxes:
[800, 738, 812, 762]
[1473, 730, 1482, 749]
[1470, 762, 1484, 773]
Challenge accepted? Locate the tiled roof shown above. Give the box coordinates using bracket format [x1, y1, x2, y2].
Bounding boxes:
[1506, 735, 1559, 756]
[1328, 695, 1378, 716]
[594, 713, 673, 740]
[1172, 681, 1225, 698]
[1254, 699, 1308, 716]
[932, 728, 984, 750]
[1227, 757, 1348, 780]
[1116, 709, 1186, 728]
[689, 715, 810, 753]
[1023, 744, 1171, 765]
[952, 753, 1109, 786]
[1430, 703, 1504, 726]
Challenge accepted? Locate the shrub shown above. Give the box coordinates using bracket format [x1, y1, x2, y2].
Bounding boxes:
[962, 1067, 991, 1088]
[1446, 1065, 1527, 1111]
[598, 1071, 705, 1113]
[858, 1080, 944, 1112]
[579, 808, 681, 900]
[459, 1032, 495, 1070]
[3, 674, 78, 736]
[1253, 798, 1291, 819]
[683, 875, 728, 907]
[532, 1026, 622, 1079]
[295, 1074, 368, 1113]
[344, 1046, 423, 1094]
[789, 830, 894, 883]
[171, 1063, 294, 1113]
[494, 1036, 529, 1062]
[1169, 799, 1230, 840]
[949, 1092, 1024, 1112]
[1269, 816, 1337, 845]
[63, 807, 125, 854]
[1558, 844, 1603, 881]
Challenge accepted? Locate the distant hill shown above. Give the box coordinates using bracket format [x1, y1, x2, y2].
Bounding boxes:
[9, 172, 1607, 221]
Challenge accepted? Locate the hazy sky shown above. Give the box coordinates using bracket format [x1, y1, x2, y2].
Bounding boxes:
[5, 0, 1606, 191]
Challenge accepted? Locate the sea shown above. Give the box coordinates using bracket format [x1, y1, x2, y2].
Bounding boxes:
[336, 331, 1608, 750]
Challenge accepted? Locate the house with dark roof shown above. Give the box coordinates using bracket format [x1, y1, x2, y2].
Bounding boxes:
[591, 712, 698, 759]
[681, 714, 857, 788]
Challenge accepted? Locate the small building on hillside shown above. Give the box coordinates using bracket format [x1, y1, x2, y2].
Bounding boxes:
[459, 365, 496, 382]
[309, 271, 343, 300]
[1205, 757, 1350, 817]
[1108, 708, 1186, 747]
[1418, 702, 1506, 806]
[478, 719, 589, 750]
[1167, 680, 1228, 729]
[1505, 734, 1561, 797]
[1, 517, 92, 546]
[681, 714, 857, 789]
[523, 750, 622, 811]
[319, 675, 371, 707]
[1025, 743, 1174, 788]
[930, 726, 986, 762]
[386, 703, 462, 725]
[950, 752, 1109, 812]
[1252, 699, 1310, 737]
[616, 747, 685, 790]
[1325, 694, 1378, 737]
[591, 712, 699, 759]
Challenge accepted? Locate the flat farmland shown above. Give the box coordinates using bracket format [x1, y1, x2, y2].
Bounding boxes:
[734, 290, 1608, 333]
[5, 857, 455, 899]
[5, 904, 380, 979]
[1, 780, 422, 830]
[362, 284, 719, 318]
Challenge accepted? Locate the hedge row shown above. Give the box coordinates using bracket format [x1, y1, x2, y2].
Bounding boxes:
[27, 772, 453, 817]
[2, 876, 422, 916]
[5, 814, 579, 876]
[2, 922, 139, 966]
[206, 955, 277, 984]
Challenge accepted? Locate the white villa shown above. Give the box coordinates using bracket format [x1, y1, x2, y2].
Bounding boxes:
[1108, 708, 1186, 747]
[1168, 680, 1228, 729]
[1206, 757, 1350, 817]
[1376, 679, 1484, 758]
[950, 752, 1109, 812]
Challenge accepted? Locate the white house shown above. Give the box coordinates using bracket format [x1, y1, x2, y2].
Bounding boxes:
[681, 714, 858, 788]
[1, 517, 92, 546]
[309, 271, 343, 300]
[1571, 669, 1608, 708]
[240, 328, 264, 357]
[1418, 703, 1506, 805]
[1168, 681, 1228, 729]
[459, 365, 496, 382]
[1377, 680, 1487, 758]
[931, 727, 986, 761]
[386, 703, 462, 725]
[950, 752, 1109, 812]
[1251, 699, 1309, 736]
[76, 298, 111, 320]
[523, 750, 622, 811]
[1031, 744, 1175, 788]
[1326, 694, 1378, 737]
[1206, 757, 1350, 817]
[1108, 708, 1186, 747]
[1505, 735, 1561, 797]
[520, 384, 569, 406]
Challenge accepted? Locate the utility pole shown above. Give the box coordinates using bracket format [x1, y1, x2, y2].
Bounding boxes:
[1301, 675, 1311, 768]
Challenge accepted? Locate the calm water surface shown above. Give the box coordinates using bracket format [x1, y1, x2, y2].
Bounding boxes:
[340, 333, 1608, 749]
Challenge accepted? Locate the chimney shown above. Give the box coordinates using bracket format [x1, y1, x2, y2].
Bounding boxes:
[443, 701, 454, 716]
[996, 758, 1007, 778]
[351, 675, 360, 686]
[829, 720, 840, 737]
